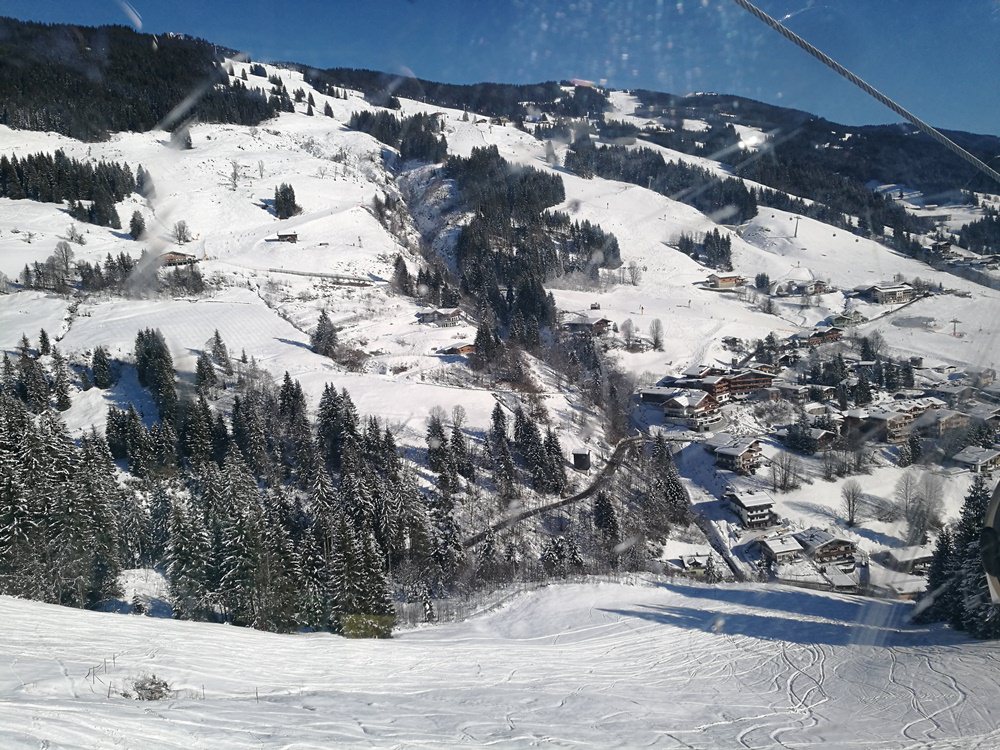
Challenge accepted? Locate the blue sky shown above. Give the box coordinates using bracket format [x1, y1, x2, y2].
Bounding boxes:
[6, 0, 1000, 136]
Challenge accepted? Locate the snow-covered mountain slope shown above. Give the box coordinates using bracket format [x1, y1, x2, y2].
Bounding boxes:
[2, 56, 996, 421]
[2, 580, 998, 749]
[0, 65, 593, 451]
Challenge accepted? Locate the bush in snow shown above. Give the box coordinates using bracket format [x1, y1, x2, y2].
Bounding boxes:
[126, 674, 171, 701]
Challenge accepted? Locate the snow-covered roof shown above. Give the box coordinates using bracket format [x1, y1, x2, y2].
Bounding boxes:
[887, 546, 934, 564]
[912, 408, 965, 428]
[966, 401, 1000, 420]
[953, 446, 1000, 466]
[776, 382, 809, 392]
[823, 567, 858, 589]
[704, 432, 737, 450]
[866, 409, 908, 423]
[728, 489, 773, 509]
[565, 313, 611, 326]
[886, 578, 927, 595]
[793, 528, 854, 554]
[761, 535, 803, 556]
[775, 558, 827, 585]
[639, 386, 678, 397]
[681, 553, 711, 569]
[682, 363, 718, 377]
[716, 438, 761, 457]
[808, 428, 834, 440]
[665, 389, 710, 408]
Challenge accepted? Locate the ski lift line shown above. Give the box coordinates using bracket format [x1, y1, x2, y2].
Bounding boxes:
[731, 0, 1000, 187]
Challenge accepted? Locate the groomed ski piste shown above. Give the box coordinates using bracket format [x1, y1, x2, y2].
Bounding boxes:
[2, 580, 999, 749]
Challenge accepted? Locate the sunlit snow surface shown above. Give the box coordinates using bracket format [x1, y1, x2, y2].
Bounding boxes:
[1, 581, 997, 749]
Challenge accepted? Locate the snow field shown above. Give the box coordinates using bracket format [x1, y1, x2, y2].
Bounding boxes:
[1, 580, 998, 748]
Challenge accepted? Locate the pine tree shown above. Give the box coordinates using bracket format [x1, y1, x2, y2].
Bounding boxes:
[854, 372, 873, 406]
[908, 433, 922, 464]
[392, 255, 413, 295]
[1, 353, 16, 396]
[450, 423, 474, 482]
[217, 449, 263, 625]
[426, 413, 449, 474]
[92, 345, 113, 389]
[704, 555, 724, 583]
[915, 527, 953, 624]
[941, 475, 991, 631]
[19, 351, 50, 413]
[323, 101, 334, 117]
[50, 347, 72, 411]
[210, 330, 233, 374]
[209, 412, 229, 467]
[472, 321, 498, 370]
[38, 329, 50, 356]
[167, 497, 214, 620]
[593, 491, 620, 545]
[426, 474, 462, 585]
[181, 396, 214, 466]
[195, 350, 217, 392]
[129, 210, 145, 240]
[543, 428, 567, 494]
[310, 310, 338, 357]
[955, 475, 1000, 636]
[274, 182, 300, 219]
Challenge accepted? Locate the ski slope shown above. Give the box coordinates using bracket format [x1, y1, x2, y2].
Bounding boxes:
[1, 580, 997, 749]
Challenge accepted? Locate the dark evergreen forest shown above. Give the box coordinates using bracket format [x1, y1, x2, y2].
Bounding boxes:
[305, 67, 596, 120]
[446, 145, 621, 338]
[564, 139, 758, 226]
[0, 150, 136, 228]
[959, 210, 1000, 253]
[0, 17, 279, 141]
[0, 323, 690, 636]
[347, 111, 448, 163]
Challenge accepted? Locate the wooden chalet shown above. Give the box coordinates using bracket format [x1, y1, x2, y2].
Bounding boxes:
[724, 369, 776, 396]
[564, 314, 612, 336]
[439, 342, 476, 356]
[868, 283, 916, 304]
[792, 528, 857, 571]
[804, 327, 844, 347]
[886, 546, 934, 576]
[707, 273, 746, 289]
[681, 363, 728, 379]
[770, 278, 827, 297]
[929, 381, 978, 403]
[659, 389, 721, 430]
[967, 401, 1000, 429]
[697, 375, 732, 402]
[714, 438, 764, 474]
[953, 446, 1000, 474]
[775, 382, 810, 403]
[863, 408, 914, 444]
[830, 310, 868, 328]
[159, 251, 198, 267]
[724, 488, 775, 529]
[417, 308, 465, 327]
[759, 534, 804, 564]
[275, 232, 298, 243]
[680, 554, 713, 578]
[912, 408, 969, 438]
